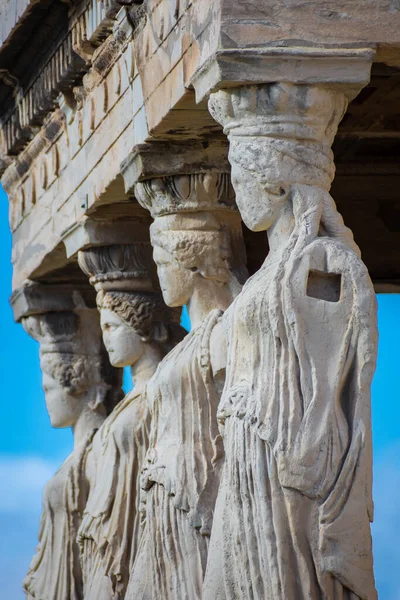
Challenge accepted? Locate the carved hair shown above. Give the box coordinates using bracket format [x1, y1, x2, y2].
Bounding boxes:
[150, 212, 237, 284]
[40, 352, 122, 415]
[229, 141, 360, 257]
[97, 290, 184, 353]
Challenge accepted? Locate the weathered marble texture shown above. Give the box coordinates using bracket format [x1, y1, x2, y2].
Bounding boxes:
[79, 387, 150, 600]
[203, 83, 378, 600]
[23, 432, 93, 600]
[78, 244, 185, 600]
[22, 310, 122, 600]
[126, 174, 247, 600]
[128, 309, 224, 600]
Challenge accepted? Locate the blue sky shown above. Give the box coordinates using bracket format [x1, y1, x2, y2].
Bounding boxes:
[0, 185, 399, 599]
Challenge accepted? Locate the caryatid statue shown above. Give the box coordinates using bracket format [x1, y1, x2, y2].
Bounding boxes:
[125, 171, 247, 600]
[77, 242, 185, 600]
[22, 305, 122, 600]
[202, 84, 378, 599]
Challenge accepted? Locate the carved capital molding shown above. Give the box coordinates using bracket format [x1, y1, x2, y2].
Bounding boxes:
[78, 242, 156, 293]
[14, 280, 122, 398]
[135, 172, 237, 219]
[78, 241, 183, 341]
[122, 141, 248, 289]
[10, 280, 96, 323]
[19, 292, 122, 429]
[22, 307, 102, 357]
[62, 206, 150, 259]
[192, 46, 376, 103]
[121, 140, 231, 193]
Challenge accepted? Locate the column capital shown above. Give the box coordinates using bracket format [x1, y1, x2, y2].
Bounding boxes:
[121, 140, 231, 194]
[62, 208, 151, 260]
[10, 281, 97, 323]
[192, 46, 376, 103]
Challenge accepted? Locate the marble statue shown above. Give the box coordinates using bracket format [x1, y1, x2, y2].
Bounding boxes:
[202, 83, 379, 600]
[77, 243, 185, 600]
[126, 173, 247, 600]
[22, 308, 122, 600]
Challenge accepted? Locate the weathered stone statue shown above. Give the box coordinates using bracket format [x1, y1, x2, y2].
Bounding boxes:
[202, 83, 379, 600]
[77, 243, 184, 600]
[126, 172, 247, 600]
[22, 308, 121, 600]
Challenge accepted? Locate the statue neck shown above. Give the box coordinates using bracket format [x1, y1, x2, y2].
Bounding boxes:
[267, 200, 295, 261]
[187, 279, 234, 329]
[72, 401, 105, 451]
[130, 344, 163, 395]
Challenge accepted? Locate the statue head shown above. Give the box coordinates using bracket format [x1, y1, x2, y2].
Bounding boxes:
[23, 310, 122, 429]
[150, 212, 236, 307]
[135, 173, 247, 307]
[39, 351, 119, 428]
[78, 244, 184, 367]
[208, 83, 347, 232]
[96, 290, 183, 367]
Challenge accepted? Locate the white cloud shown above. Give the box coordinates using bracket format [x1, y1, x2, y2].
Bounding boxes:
[0, 455, 59, 514]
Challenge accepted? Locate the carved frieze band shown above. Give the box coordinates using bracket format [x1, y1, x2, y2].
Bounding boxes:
[0, 0, 125, 168]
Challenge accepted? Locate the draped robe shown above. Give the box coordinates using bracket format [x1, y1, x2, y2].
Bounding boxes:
[127, 309, 224, 600]
[23, 434, 93, 600]
[78, 390, 150, 600]
[203, 237, 378, 600]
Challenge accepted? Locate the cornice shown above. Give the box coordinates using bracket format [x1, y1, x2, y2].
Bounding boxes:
[0, 0, 124, 167]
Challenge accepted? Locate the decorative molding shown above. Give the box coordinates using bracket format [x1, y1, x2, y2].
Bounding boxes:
[192, 46, 376, 103]
[62, 210, 150, 258]
[121, 140, 231, 192]
[0, 1, 126, 164]
[1, 109, 65, 190]
[78, 241, 156, 293]
[10, 280, 96, 322]
[135, 172, 237, 218]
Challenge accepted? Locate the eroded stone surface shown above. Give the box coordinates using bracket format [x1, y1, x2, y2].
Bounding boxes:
[78, 241, 185, 599]
[203, 82, 378, 600]
[21, 299, 122, 600]
[0, 2, 393, 599]
[125, 162, 247, 600]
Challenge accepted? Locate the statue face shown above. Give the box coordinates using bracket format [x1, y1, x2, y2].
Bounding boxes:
[100, 308, 145, 368]
[41, 365, 82, 429]
[230, 160, 288, 232]
[152, 245, 194, 307]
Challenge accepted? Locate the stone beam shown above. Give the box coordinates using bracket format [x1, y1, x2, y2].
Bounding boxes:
[128, 0, 400, 138]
